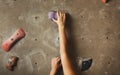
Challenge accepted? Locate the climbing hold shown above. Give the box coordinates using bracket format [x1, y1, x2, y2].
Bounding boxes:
[102, 0, 108, 3]
[2, 28, 25, 52]
[48, 11, 57, 20]
[6, 56, 19, 71]
[78, 57, 93, 71]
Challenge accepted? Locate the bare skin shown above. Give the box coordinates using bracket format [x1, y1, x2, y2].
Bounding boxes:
[49, 11, 76, 75]
[50, 57, 62, 75]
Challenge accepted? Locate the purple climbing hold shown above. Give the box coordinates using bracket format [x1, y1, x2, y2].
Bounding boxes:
[48, 11, 57, 20]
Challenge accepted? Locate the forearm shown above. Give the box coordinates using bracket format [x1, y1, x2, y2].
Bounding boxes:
[59, 26, 67, 55]
[50, 69, 56, 75]
[58, 25, 75, 75]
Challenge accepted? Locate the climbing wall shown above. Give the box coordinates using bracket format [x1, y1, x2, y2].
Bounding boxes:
[0, 0, 120, 75]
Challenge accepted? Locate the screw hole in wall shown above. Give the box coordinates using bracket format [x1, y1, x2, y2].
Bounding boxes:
[35, 62, 37, 65]
[108, 61, 111, 64]
[80, 15, 84, 18]
[106, 36, 109, 40]
[34, 38, 37, 41]
[35, 16, 39, 20]
[81, 38, 84, 40]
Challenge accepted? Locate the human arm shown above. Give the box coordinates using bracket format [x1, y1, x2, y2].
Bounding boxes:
[53, 11, 76, 75]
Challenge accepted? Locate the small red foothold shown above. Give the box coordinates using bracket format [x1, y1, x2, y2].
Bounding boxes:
[102, 0, 108, 3]
[6, 56, 18, 71]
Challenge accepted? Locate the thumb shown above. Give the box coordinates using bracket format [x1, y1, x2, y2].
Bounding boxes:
[52, 18, 57, 22]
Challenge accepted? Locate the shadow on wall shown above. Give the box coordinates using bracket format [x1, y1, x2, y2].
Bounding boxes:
[65, 13, 81, 74]
[65, 13, 93, 75]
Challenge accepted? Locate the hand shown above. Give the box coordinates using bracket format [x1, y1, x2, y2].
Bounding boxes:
[50, 57, 62, 75]
[52, 11, 66, 28]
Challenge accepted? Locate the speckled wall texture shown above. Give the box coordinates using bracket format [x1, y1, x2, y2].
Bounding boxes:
[0, 0, 120, 75]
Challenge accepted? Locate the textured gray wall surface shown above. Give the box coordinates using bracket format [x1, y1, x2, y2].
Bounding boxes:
[0, 0, 120, 75]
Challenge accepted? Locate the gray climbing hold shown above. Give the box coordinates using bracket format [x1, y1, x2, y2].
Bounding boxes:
[77, 57, 92, 71]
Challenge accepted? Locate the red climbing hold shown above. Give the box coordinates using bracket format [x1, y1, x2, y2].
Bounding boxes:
[102, 0, 108, 3]
[6, 56, 19, 71]
[2, 28, 25, 52]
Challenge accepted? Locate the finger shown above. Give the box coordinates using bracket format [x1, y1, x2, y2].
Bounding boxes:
[56, 56, 59, 58]
[57, 11, 60, 17]
[61, 11, 64, 15]
[52, 57, 57, 61]
[63, 13, 65, 19]
[60, 11, 64, 18]
[56, 57, 60, 60]
[58, 11, 61, 17]
[59, 11, 62, 17]
[54, 57, 59, 61]
[56, 11, 59, 18]
[57, 59, 61, 65]
[57, 58, 61, 63]
[57, 58, 61, 61]
[52, 18, 57, 22]
[63, 13, 66, 21]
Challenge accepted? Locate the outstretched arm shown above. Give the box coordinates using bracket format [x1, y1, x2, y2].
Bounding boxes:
[53, 11, 76, 75]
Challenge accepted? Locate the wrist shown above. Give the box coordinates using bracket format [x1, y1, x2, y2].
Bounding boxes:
[58, 25, 65, 30]
[50, 69, 57, 75]
[57, 22, 64, 25]
[57, 22, 65, 28]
